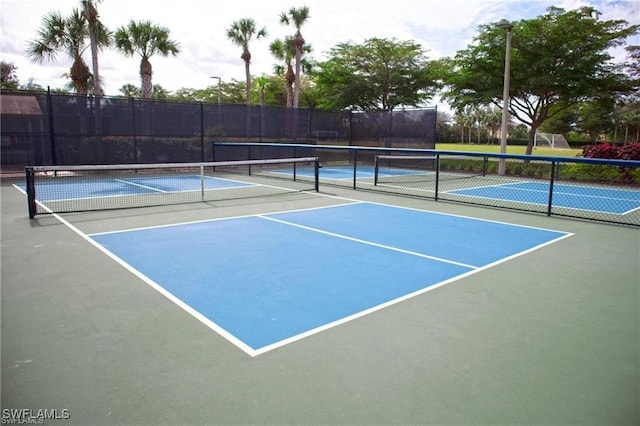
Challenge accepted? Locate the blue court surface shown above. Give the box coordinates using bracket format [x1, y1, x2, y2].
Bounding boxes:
[448, 181, 640, 215]
[22, 175, 255, 202]
[89, 202, 572, 356]
[278, 164, 417, 180]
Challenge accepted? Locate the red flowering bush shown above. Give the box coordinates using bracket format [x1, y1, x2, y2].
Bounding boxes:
[577, 142, 640, 184]
[582, 142, 640, 160]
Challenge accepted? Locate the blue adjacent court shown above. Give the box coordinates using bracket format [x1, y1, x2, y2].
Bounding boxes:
[448, 181, 640, 215]
[278, 164, 421, 180]
[89, 202, 571, 356]
[280, 165, 640, 216]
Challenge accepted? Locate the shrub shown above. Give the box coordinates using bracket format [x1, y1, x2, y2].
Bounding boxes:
[582, 142, 640, 160]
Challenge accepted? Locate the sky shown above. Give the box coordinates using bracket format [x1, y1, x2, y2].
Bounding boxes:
[1, 0, 639, 103]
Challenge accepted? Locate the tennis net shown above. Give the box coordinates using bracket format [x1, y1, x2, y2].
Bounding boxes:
[25, 157, 320, 217]
[373, 154, 488, 186]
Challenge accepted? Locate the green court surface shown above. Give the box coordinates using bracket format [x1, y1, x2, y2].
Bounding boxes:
[2, 176, 639, 425]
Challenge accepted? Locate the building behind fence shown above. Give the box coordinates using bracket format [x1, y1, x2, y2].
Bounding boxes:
[0, 91, 437, 168]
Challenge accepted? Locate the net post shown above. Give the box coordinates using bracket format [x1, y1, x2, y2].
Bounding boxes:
[373, 155, 379, 186]
[26, 167, 36, 219]
[292, 147, 297, 181]
[314, 158, 320, 191]
[200, 165, 205, 201]
[352, 149, 358, 189]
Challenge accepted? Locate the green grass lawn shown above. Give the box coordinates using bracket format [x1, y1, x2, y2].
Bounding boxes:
[436, 143, 581, 157]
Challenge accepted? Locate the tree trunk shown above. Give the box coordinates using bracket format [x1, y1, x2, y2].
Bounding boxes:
[293, 33, 304, 109]
[71, 57, 91, 95]
[285, 65, 295, 108]
[243, 57, 251, 137]
[140, 58, 153, 99]
[526, 125, 538, 156]
[244, 61, 252, 106]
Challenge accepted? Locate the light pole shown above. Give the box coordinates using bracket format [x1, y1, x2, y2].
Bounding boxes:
[210, 76, 221, 105]
[497, 20, 512, 176]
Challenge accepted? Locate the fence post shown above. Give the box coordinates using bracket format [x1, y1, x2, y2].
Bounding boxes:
[547, 160, 557, 216]
[434, 154, 440, 201]
[46, 87, 57, 165]
[131, 97, 137, 163]
[200, 102, 205, 162]
[348, 110, 353, 146]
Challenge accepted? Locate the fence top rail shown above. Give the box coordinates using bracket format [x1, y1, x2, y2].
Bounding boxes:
[25, 157, 319, 173]
[214, 142, 640, 168]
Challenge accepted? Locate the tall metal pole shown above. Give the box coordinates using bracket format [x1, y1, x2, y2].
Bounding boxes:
[210, 76, 221, 104]
[498, 21, 512, 176]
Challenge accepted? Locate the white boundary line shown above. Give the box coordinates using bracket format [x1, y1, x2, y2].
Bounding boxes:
[17, 182, 576, 357]
[250, 224, 573, 356]
[259, 215, 479, 269]
[41, 209, 258, 356]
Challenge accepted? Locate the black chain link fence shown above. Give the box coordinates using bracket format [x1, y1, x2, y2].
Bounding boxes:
[1, 91, 436, 169]
[213, 142, 640, 227]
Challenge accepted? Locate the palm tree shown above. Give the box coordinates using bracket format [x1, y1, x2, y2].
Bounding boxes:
[119, 83, 140, 97]
[279, 6, 310, 108]
[114, 20, 180, 98]
[27, 9, 94, 94]
[270, 36, 314, 108]
[226, 18, 267, 106]
[269, 37, 295, 108]
[81, 0, 110, 96]
[253, 75, 270, 106]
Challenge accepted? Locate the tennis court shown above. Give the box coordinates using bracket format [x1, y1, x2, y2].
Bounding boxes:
[2, 163, 639, 425]
[448, 181, 640, 215]
[88, 202, 570, 356]
[279, 163, 640, 216]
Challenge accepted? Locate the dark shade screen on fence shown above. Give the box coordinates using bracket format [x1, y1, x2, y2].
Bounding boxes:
[1, 92, 437, 168]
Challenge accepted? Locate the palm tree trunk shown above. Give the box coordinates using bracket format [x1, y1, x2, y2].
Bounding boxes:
[71, 57, 91, 95]
[244, 60, 252, 106]
[293, 32, 304, 109]
[285, 65, 295, 108]
[140, 58, 153, 98]
[293, 49, 301, 108]
[243, 58, 252, 137]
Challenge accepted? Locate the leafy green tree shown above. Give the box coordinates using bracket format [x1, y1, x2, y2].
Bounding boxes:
[27, 9, 97, 94]
[115, 20, 180, 98]
[314, 37, 439, 111]
[279, 6, 310, 108]
[119, 83, 140, 97]
[226, 18, 267, 106]
[576, 97, 616, 141]
[20, 78, 45, 91]
[536, 103, 578, 135]
[626, 45, 640, 84]
[619, 45, 640, 142]
[443, 6, 639, 154]
[1, 61, 19, 89]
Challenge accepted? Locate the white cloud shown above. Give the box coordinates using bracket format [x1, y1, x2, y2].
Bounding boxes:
[1, 0, 638, 97]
